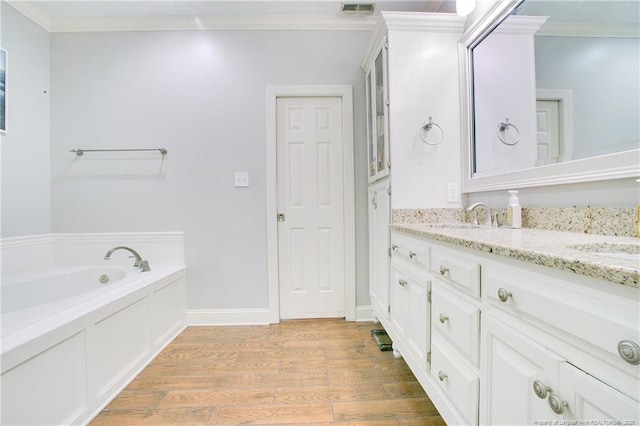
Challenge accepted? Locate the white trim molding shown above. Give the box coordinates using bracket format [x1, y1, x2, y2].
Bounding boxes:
[5, 2, 377, 33]
[265, 85, 356, 324]
[187, 309, 272, 326]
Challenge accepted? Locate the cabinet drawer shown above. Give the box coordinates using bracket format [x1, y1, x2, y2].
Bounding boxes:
[431, 247, 480, 298]
[483, 264, 640, 367]
[391, 232, 429, 269]
[431, 334, 479, 425]
[432, 282, 480, 366]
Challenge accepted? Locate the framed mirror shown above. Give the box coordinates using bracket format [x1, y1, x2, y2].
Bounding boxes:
[460, 0, 639, 192]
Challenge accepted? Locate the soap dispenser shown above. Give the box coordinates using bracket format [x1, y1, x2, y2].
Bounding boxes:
[505, 190, 521, 229]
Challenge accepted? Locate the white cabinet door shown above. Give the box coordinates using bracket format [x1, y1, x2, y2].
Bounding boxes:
[390, 257, 430, 369]
[481, 315, 564, 425]
[559, 363, 640, 424]
[368, 179, 390, 321]
[367, 42, 390, 183]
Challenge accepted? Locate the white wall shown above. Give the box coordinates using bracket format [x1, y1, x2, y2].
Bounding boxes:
[473, 26, 538, 176]
[535, 35, 640, 160]
[1, 3, 51, 238]
[49, 29, 371, 311]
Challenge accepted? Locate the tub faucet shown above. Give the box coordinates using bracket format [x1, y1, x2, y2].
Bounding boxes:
[104, 246, 151, 271]
[467, 202, 492, 226]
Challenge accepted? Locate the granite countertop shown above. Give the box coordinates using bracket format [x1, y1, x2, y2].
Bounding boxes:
[391, 223, 640, 287]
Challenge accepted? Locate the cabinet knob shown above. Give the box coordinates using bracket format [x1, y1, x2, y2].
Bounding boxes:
[409, 251, 417, 259]
[497, 288, 512, 303]
[438, 370, 447, 382]
[398, 278, 408, 287]
[439, 313, 449, 324]
[391, 245, 398, 251]
[439, 265, 449, 275]
[618, 340, 640, 365]
[548, 393, 568, 415]
[532, 380, 552, 399]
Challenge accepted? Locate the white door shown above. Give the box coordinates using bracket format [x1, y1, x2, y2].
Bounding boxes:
[276, 96, 345, 319]
[536, 100, 560, 166]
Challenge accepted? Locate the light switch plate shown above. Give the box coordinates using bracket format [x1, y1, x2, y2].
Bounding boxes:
[234, 172, 249, 188]
[446, 183, 459, 203]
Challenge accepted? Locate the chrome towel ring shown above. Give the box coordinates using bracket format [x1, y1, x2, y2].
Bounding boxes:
[497, 118, 520, 145]
[419, 117, 444, 145]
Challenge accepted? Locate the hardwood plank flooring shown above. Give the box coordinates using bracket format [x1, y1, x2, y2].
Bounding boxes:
[90, 319, 445, 425]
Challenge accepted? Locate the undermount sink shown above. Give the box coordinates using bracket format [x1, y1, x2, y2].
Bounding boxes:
[419, 223, 485, 229]
[568, 243, 640, 261]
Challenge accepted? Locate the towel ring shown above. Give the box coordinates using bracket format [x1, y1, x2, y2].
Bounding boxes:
[497, 118, 520, 145]
[419, 117, 444, 146]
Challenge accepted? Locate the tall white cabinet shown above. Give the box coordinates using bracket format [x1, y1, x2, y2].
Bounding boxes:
[362, 11, 465, 331]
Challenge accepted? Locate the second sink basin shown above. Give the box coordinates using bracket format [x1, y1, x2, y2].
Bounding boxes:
[568, 242, 640, 261]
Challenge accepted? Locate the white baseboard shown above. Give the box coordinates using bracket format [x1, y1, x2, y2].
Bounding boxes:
[187, 308, 272, 326]
[187, 307, 374, 326]
[355, 305, 374, 322]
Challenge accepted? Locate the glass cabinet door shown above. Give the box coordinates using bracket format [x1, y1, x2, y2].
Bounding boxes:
[366, 70, 375, 178]
[367, 42, 390, 183]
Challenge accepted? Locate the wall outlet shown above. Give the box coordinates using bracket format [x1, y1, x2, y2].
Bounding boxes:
[234, 172, 249, 188]
[446, 183, 459, 203]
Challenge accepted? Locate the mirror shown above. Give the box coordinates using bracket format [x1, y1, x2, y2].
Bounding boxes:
[460, 0, 640, 191]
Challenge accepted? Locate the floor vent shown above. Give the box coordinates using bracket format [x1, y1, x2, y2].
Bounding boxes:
[371, 329, 393, 351]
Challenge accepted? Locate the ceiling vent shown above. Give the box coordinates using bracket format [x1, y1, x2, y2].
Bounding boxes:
[341, 3, 375, 14]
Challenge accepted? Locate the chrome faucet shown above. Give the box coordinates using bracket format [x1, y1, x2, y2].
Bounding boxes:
[467, 202, 492, 226]
[104, 246, 151, 271]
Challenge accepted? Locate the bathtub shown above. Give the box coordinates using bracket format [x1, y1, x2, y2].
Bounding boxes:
[1, 263, 187, 425]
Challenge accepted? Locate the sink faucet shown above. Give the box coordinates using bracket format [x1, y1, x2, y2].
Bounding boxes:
[104, 246, 151, 271]
[467, 203, 492, 226]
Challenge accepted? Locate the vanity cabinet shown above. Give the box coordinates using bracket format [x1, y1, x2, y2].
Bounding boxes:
[363, 11, 466, 329]
[387, 232, 431, 377]
[390, 256, 430, 370]
[388, 229, 640, 426]
[430, 250, 481, 424]
[368, 179, 391, 321]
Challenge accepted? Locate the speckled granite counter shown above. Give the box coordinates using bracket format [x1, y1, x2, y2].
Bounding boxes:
[391, 223, 640, 287]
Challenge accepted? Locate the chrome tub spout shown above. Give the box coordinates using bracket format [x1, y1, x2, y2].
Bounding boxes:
[104, 246, 151, 271]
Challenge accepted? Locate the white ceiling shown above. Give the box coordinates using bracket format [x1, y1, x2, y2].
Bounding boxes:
[6, 0, 457, 32]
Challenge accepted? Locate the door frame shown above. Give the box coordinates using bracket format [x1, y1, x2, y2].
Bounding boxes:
[266, 85, 355, 324]
[536, 88, 574, 163]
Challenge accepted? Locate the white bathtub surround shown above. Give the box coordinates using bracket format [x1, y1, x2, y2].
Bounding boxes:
[0, 232, 186, 425]
[1, 231, 184, 276]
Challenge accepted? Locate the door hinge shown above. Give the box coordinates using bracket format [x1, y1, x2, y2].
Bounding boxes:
[385, 98, 390, 106]
[384, 38, 389, 49]
[428, 290, 431, 303]
[387, 160, 391, 169]
[388, 247, 392, 257]
[387, 185, 391, 195]
[427, 352, 431, 363]
[277, 213, 285, 222]
[388, 304, 391, 313]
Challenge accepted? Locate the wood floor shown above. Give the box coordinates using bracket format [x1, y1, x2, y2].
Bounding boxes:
[90, 319, 445, 425]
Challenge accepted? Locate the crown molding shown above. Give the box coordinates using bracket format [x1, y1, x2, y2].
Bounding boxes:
[380, 11, 466, 34]
[493, 15, 548, 35]
[6, 0, 51, 31]
[538, 22, 640, 38]
[4, 3, 378, 33]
